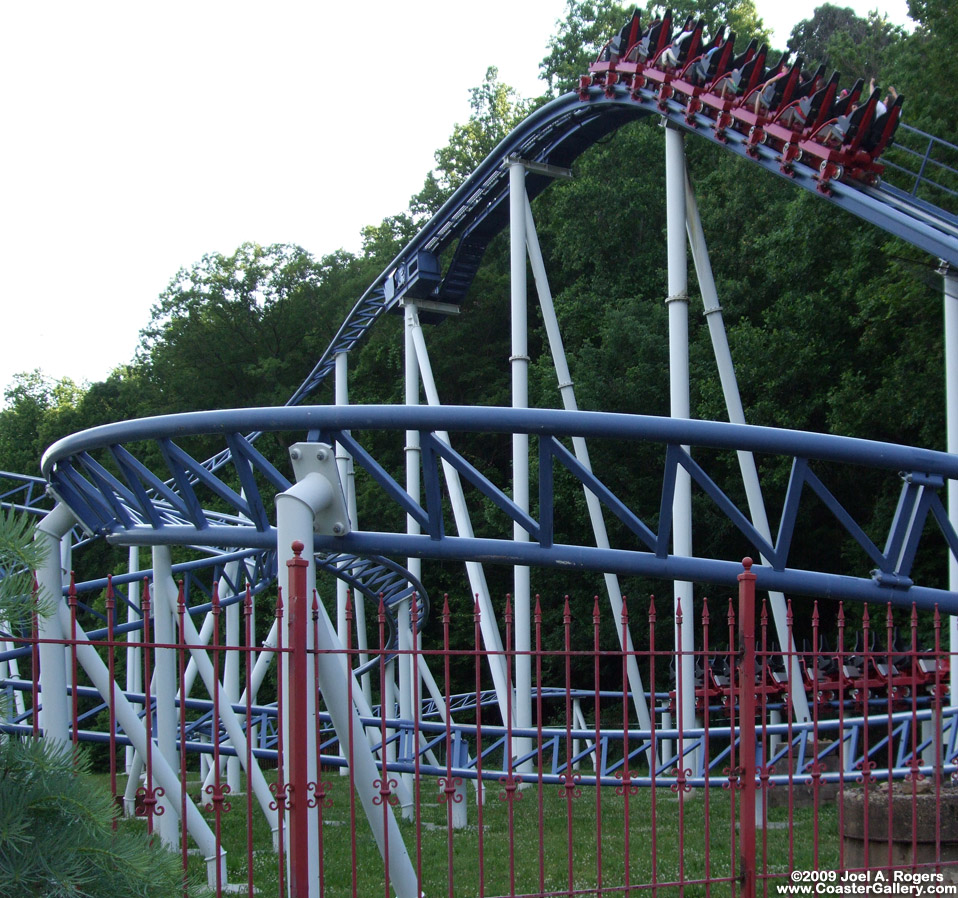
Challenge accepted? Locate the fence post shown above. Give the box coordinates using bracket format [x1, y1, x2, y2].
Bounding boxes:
[738, 557, 757, 898]
[287, 541, 310, 898]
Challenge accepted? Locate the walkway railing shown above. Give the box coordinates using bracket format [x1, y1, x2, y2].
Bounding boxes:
[884, 123, 958, 214]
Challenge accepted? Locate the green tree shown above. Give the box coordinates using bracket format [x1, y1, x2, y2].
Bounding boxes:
[787, 5, 904, 81]
[138, 242, 357, 413]
[0, 373, 84, 476]
[540, 0, 629, 96]
[410, 67, 532, 217]
[646, 0, 768, 45]
[540, 0, 768, 97]
[885, 0, 958, 136]
[0, 511, 205, 897]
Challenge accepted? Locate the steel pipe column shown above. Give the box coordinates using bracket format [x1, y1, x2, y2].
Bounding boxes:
[400, 299, 422, 808]
[125, 547, 141, 775]
[335, 352, 370, 708]
[510, 160, 533, 766]
[276, 470, 418, 898]
[407, 306, 513, 727]
[665, 125, 696, 744]
[523, 194, 655, 741]
[52, 578, 225, 886]
[684, 174, 812, 726]
[150, 546, 183, 846]
[944, 263, 958, 704]
[34, 503, 75, 743]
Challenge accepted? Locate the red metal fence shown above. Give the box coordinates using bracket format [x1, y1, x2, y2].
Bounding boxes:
[5, 556, 958, 897]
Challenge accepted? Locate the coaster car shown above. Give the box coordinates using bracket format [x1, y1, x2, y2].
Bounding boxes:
[581, 9, 904, 189]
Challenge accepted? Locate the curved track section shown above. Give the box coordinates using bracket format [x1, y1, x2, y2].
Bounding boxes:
[275, 86, 958, 424]
[41, 405, 958, 611]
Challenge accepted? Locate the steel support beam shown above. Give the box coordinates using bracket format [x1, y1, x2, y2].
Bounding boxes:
[510, 160, 533, 768]
[665, 126, 696, 748]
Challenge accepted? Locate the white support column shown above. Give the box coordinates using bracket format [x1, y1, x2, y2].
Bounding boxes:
[220, 563, 242, 793]
[407, 306, 513, 724]
[55, 598, 225, 887]
[335, 351, 351, 650]
[509, 160, 533, 767]
[276, 472, 418, 898]
[943, 263, 958, 707]
[335, 351, 370, 706]
[126, 546, 141, 775]
[685, 174, 811, 726]
[665, 125, 696, 751]
[523, 195, 656, 742]
[171, 574, 279, 847]
[34, 504, 75, 744]
[400, 301, 422, 804]
[149, 547, 180, 846]
[0, 641, 23, 718]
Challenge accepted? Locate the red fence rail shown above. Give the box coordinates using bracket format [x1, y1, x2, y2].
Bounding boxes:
[3, 557, 958, 896]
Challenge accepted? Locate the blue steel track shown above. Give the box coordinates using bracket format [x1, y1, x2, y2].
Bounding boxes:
[32, 78, 958, 613]
[283, 85, 958, 415]
[8, 73, 958, 789]
[40, 405, 958, 611]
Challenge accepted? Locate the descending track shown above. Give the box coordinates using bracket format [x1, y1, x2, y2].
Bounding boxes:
[276, 81, 958, 422]
[36, 54, 958, 600]
[27, 27, 958, 635]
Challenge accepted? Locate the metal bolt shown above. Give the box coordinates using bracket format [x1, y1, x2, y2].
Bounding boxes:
[316, 448, 328, 462]
[332, 522, 346, 536]
[290, 447, 301, 461]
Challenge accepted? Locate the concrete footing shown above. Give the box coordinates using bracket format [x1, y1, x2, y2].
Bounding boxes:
[842, 783, 958, 882]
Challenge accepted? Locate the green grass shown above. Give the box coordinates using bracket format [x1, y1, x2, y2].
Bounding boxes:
[110, 770, 839, 897]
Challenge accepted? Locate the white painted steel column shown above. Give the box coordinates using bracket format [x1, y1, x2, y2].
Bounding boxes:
[408, 307, 513, 722]
[275, 486, 321, 896]
[54, 597, 226, 887]
[685, 176, 812, 726]
[221, 563, 242, 793]
[126, 547, 141, 774]
[524, 196, 655, 740]
[400, 301, 422, 803]
[170, 573, 279, 844]
[335, 352, 350, 649]
[943, 263, 958, 706]
[149, 547, 180, 846]
[335, 351, 369, 705]
[665, 125, 696, 745]
[276, 482, 418, 898]
[510, 160, 533, 767]
[34, 504, 74, 743]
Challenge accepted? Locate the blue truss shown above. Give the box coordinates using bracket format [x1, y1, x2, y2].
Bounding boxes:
[0, 471, 52, 517]
[188, 87, 958, 483]
[41, 405, 958, 611]
[7, 678, 949, 789]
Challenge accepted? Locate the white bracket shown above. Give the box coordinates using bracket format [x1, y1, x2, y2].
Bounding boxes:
[288, 442, 351, 536]
[504, 154, 574, 180]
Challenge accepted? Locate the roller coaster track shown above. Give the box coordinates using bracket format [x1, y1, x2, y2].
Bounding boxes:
[274, 85, 958, 423]
[10, 79, 958, 614]
[32, 64, 958, 603]
[7, 62, 958, 874]
[38, 405, 958, 610]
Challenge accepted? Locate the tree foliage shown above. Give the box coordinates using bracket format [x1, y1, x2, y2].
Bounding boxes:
[0, 737, 206, 898]
[0, 512, 205, 897]
[540, 0, 630, 96]
[411, 67, 532, 217]
[787, 4, 904, 81]
[139, 242, 348, 412]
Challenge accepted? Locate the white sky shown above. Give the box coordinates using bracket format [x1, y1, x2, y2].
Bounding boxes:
[0, 0, 914, 398]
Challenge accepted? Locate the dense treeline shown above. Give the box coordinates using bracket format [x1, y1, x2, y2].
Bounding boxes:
[2, 1, 955, 656]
